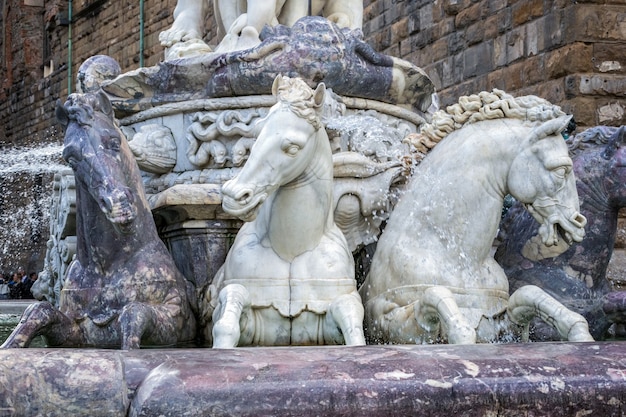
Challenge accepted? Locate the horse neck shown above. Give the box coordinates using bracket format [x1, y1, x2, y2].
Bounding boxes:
[74, 164, 155, 271]
[263, 130, 335, 259]
[414, 121, 519, 258]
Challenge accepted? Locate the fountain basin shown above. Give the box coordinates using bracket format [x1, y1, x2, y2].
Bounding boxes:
[1, 342, 625, 416]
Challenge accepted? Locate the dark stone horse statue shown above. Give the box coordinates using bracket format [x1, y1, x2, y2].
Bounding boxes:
[495, 126, 626, 340]
[2, 92, 197, 349]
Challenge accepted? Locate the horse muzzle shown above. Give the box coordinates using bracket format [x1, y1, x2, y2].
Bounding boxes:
[526, 198, 587, 246]
[99, 188, 138, 233]
[221, 181, 268, 222]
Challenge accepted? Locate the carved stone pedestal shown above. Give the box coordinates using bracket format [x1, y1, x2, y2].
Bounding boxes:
[149, 184, 242, 289]
[160, 219, 242, 289]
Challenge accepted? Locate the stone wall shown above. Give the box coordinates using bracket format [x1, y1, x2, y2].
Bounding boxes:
[2, 0, 624, 147]
[363, 0, 626, 128]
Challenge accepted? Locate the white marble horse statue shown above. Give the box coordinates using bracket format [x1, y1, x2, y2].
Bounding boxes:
[360, 90, 594, 344]
[205, 75, 366, 348]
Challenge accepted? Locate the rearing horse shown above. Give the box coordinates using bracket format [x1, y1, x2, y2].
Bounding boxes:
[2, 92, 197, 349]
[205, 75, 365, 348]
[360, 90, 593, 344]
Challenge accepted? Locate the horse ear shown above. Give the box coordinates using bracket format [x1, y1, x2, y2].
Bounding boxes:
[271, 75, 284, 96]
[55, 99, 69, 127]
[313, 82, 326, 108]
[532, 115, 572, 142]
[96, 90, 114, 117]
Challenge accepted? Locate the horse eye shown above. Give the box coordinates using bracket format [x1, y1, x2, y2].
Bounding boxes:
[108, 136, 121, 152]
[285, 144, 300, 156]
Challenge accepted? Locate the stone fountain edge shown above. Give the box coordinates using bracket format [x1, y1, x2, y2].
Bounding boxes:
[1, 341, 625, 416]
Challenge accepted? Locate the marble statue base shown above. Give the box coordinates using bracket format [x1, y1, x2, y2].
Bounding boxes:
[1, 343, 625, 416]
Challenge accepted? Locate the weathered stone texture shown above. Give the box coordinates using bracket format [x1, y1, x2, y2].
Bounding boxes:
[2, 343, 626, 416]
[363, 0, 625, 127]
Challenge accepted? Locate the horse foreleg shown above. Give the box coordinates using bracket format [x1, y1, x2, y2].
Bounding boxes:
[119, 302, 178, 349]
[1, 301, 82, 348]
[212, 284, 251, 348]
[508, 285, 594, 342]
[417, 286, 476, 344]
[327, 293, 366, 346]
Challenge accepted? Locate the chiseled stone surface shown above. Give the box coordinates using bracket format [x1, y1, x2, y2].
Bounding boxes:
[1, 342, 626, 416]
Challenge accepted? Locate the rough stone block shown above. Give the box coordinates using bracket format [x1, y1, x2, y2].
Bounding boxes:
[542, 10, 565, 50]
[579, 74, 626, 96]
[442, 0, 471, 16]
[545, 43, 594, 79]
[522, 55, 545, 86]
[463, 41, 494, 78]
[561, 96, 599, 127]
[430, 37, 449, 63]
[502, 61, 524, 91]
[597, 100, 626, 125]
[512, 0, 543, 26]
[391, 18, 409, 44]
[465, 22, 484, 46]
[441, 54, 464, 89]
[593, 42, 626, 74]
[507, 26, 526, 64]
[486, 68, 506, 90]
[533, 78, 567, 106]
[432, 17, 455, 39]
[483, 14, 500, 40]
[493, 34, 507, 68]
[454, 2, 481, 28]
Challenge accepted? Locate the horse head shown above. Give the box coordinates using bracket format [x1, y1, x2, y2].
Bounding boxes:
[507, 115, 587, 247]
[56, 91, 138, 234]
[221, 76, 327, 221]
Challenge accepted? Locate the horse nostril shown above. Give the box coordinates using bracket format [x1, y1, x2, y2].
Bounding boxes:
[99, 196, 113, 213]
[238, 190, 252, 205]
[572, 212, 587, 228]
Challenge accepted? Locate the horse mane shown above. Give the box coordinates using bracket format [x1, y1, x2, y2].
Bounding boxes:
[64, 92, 116, 127]
[412, 89, 566, 151]
[274, 77, 323, 130]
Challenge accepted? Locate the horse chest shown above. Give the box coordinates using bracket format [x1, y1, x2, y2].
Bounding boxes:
[266, 187, 328, 259]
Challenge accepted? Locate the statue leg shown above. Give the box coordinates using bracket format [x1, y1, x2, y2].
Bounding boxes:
[327, 292, 366, 346]
[319, 0, 363, 30]
[231, 0, 285, 50]
[159, 0, 209, 47]
[212, 284, 252, 348]
[417, 286, 476, 344]
[119, 302, 178, 350]
[1, 301, 83, 348]
[508, 285, 594, 342]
